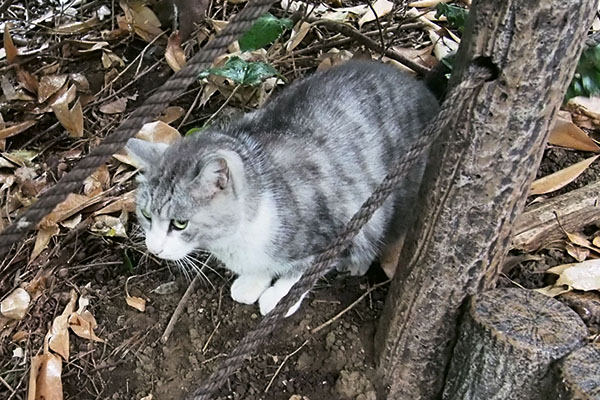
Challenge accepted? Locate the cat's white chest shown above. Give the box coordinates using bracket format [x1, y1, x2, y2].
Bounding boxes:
[208, 194, 279, 276]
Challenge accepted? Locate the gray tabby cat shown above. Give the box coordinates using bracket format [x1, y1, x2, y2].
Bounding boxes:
[126, 60, 439, 316]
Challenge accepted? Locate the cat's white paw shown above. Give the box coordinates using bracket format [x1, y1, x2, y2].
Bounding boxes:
[230, 275, 271, 304]
[259, 282, 307, 317]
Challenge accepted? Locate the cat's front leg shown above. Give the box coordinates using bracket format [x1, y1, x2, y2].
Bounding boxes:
[259, 275, 307, 317]
[230, 274, 272, 304]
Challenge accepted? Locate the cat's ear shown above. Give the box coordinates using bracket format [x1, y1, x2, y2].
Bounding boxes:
[196, 157, 230, 197]
[125, 138, 169, 170]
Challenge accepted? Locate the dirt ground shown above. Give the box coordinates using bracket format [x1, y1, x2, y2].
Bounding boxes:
[1, 1, 600, 400]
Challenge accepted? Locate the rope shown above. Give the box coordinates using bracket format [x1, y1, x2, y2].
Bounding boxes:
[188, 65, 493, 399]
[0, 0, 276, 259]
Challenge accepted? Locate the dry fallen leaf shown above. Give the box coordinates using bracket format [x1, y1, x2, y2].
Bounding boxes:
[535, 285, 571, 298]
[547, 259, 600, 291]
[29, 353, 63, 400]
[48, 291, 77, 361]
[119, 1, 164, 43]
[358, 0, 394, 27]
[31, 225, 60, 261]
[51, 85, 83, 137]
[530, 155, 599, 195]
[166, 31, 186, 72]
[159, 106, 185, 124]
[286, 21, 313, 52]
[83, 165, 110, 196]
[548, 116, 600, 152]
[91, 214, 128, 238]
[38, 75, 68, 103]
[116, 121, 181, 166]
[68, 296, 105, 342]
[126, 295, 147, 312]
[566, 243, 589, 262]
[39, 193, 92, 227]
[408, 0, 451, 6]
[1, 288, 31, 320]
[0, 120, 37, 140]
[99, 97, 128, 114]
[17, 67, 39, 94]
[4, 24, 18, 64]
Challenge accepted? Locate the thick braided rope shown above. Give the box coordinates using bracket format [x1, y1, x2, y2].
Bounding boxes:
[0, 0, 276, 259]
[189, 65, 493, 399]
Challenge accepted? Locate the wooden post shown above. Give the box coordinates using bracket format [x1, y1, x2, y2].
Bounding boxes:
[375, 0, 598, 398]
[551, 343, 600, 399]
[442, 288, 588, 400]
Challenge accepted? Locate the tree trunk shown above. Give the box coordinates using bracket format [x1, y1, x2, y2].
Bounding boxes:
[442, 288, 588, 400]
[551, 343, 600, 399]
[375, 0, 598, 398]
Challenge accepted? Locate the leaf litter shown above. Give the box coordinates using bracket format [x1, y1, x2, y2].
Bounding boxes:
[0, 0, 599, 399]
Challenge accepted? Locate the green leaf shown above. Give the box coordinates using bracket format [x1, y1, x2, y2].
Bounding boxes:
[122, 251, 134, 274]
[199, 56, 278, 86]
[566, 43, 600, 101]
[186, 127, 205, 136]
[238, 12, 293, 52]
[435, 3, 468, 33]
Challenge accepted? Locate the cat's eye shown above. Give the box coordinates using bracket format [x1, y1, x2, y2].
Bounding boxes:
[171, 219, 188, 230]
[141, 208, 151, 220]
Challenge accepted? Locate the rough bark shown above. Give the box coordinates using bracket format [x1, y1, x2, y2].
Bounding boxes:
[374, 0, 598, 398]
[552, 343, 600, 399]
[442, 288, 588, 400]
[512, 180, 600, 252]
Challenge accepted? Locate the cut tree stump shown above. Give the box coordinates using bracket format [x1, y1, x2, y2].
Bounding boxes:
[513, 180, 600, 252]
[442, 288, 588, 400]
[552, 342, 600, 399]
[374, 0, 599, 398]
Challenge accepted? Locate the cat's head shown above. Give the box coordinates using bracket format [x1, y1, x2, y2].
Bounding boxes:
[125, 137, 246, 260]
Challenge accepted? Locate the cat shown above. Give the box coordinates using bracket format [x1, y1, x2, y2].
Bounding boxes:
[125, 60, 439, 316]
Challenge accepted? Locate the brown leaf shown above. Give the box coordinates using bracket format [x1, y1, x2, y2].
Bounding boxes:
[39, 193, 91, 227]
[0, 288, 30, 320]
[115, 121, 180, 166]
[530, 155, 599, 195]
[286, 21, 313, 53]
[166, 31, 186, 72]
[548, 116, 600, 152]
[358, 0, 393, 27]
[31, 225, 60, 261]
[120, 1, 164, 43]
[126, 295, 146, 312]
[38, 75, 68, 103]
[48, 291, 77, 361]
[94, 190, 137, 216]
[159, 106, 185, 124]
[0, 120, 37, 140]
[565, 243, 589, 262]
[568, 96, 600, 121]
[4, 24, 18, 64]
[29, 353, 63, 400]
[68, 312, 105, 342]
[51, 85, 83, 137]
[99, 97, 128, 114]
[17, 68, 39, 94]
[83, 165, 110, 196]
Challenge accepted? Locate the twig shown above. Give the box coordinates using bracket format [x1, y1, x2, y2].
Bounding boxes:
[311, 279, 391, 334]
[366, 0, 386, 59]
[202, 321, 221, 353]
[0, 375, 15, 394]
[264, 340, 309, 393]
[161, 273, 201, 343]
[311, 19, 430, 75]
[0, 0, 16, 15]
[178, 87, 204, 130]
[202, 85, 241, 127]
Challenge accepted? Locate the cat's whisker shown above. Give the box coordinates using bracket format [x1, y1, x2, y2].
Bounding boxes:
[185, 253, 223, 279]
[182, 255, 215, 289]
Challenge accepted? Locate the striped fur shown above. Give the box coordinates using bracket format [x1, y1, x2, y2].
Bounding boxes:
[126, 60, 439, 315]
